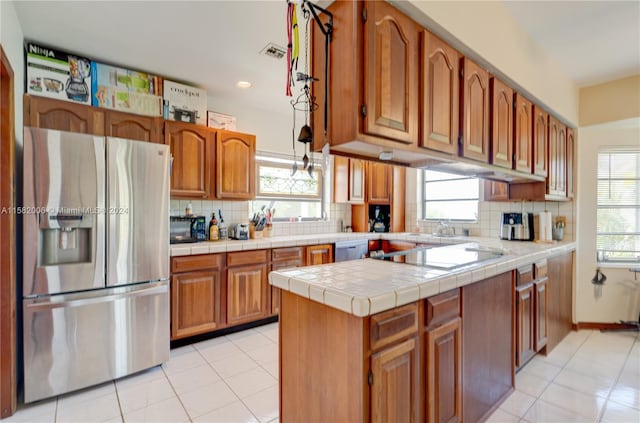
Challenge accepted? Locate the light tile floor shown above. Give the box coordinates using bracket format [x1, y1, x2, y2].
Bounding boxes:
[3, 325, 638, 422]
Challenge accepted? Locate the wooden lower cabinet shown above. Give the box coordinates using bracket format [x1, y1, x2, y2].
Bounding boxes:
[546, 253, 573, 351]
[515, 283, 536, 368]
[371, 337, 419, 423]
[227, 261, 269, 325]
[534, 277, 549, 351]
[305, 244, 334, 265]
[170, 254, 225, 340]
[462, 272, 514, 423]
[426, 317, 462, 423]
[271, 247, 304, 315]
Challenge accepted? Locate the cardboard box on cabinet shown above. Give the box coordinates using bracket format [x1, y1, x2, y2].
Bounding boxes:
[207, 111, 236, 130]
[25, 43, 92, 105]
[91, 62, 162, 116]
[163, 80, 207, 125]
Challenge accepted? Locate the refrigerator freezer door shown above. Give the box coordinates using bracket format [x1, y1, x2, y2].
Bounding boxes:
[23, 281, 170, 403]
[23, 127, 105, 296]
[106, 138, 170, 286]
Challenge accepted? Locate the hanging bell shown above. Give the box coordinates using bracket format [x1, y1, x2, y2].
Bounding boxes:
[297, 124, 313, 144]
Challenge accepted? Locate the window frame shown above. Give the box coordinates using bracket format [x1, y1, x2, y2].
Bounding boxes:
[421, 169, 479, 222]
[254, 154, 324, 222]
[596, 147, 640, 265]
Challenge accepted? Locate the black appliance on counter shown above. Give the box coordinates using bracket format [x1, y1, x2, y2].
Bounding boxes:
[369, 204, 390, 232]
[500, 212, 534, 241]
[170, 215, 207, 243]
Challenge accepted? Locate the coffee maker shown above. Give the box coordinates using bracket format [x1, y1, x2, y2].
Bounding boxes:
[500, 212, 534, 241]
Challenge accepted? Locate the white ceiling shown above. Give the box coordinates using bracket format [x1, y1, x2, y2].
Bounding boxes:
[502, 0, 640, 87]
[13, 0, 640, 119]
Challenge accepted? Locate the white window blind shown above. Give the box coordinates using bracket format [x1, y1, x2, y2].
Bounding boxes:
[596, 148, 640, 263]
[422, 170, 479, 221]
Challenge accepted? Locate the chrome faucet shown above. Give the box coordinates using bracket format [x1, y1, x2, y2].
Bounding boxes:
[436, 221, 455, 237]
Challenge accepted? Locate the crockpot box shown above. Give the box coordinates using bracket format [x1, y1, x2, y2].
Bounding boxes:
[163, 80, 207, 125]
[25, 42, 92, 105]
[91, 61, 163, 116]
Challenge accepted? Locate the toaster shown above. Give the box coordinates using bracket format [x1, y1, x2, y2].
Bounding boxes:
[230, 223, 249, 240]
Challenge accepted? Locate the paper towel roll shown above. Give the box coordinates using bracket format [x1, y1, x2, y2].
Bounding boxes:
[545, 211, 553, 241]
[538, 211, 552, 242]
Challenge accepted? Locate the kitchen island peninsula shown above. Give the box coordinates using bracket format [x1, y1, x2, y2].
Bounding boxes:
[269, 240, 576, 422]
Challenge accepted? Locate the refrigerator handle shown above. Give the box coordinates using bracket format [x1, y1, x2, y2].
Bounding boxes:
[25, 283, 168, 311]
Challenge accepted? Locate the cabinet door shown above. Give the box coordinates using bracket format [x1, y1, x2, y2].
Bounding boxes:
[349, 159, 366, 204]
[534, 277, 549, 351]
[482, 180, 508, 201]
[271, 251, 304, 315]
[514, 94, 533, 173]
[461, 58, 490, 162]
[216, 130, 256, 200]
[391, 166, 406, 232]
[371, 337, 419, 423]
[426, 318, 462, 423]
[532, 106, 548, 177]
[548, 116, 566, 197]
[171, 267, 223, 340]
[305, 244, 334, 265]
[24, 95, 104, 135]
[546, 253, 573, 352]
[164, 121, 213, 198]
[363, 0, 419, 145]
[421, 31, 459, 155]
[367, 162, 392, 204]
[490, 78, 513, 169]
[516, 283, 535, 368]
[566, 127, 576, 199]
[227, 263, 268, 325]
[105, 110, 161, 143]
[333, 156, 350, 203]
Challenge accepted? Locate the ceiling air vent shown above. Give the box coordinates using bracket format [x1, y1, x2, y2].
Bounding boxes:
[260, 43, 287, 60]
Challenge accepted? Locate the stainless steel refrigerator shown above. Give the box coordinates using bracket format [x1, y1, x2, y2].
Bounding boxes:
[22, 127, 170, 403]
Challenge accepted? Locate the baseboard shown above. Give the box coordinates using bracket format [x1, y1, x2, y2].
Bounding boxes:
[573, 322, 638, 331]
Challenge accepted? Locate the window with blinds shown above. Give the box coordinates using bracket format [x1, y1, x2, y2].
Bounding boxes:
[596, 148, 640, 264]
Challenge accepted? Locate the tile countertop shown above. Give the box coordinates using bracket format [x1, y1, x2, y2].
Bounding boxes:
[268, 236, 576, 317]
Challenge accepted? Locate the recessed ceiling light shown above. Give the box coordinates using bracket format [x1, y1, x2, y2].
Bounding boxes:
[236, 81, 252, 89]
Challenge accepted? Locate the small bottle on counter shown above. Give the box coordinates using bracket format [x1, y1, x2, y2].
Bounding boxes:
[218, 209, 228, 240]
[209, 213, 219, 241]
[185, 202, 192, 216]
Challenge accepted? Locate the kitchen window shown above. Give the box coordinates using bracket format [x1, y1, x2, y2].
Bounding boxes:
[596, 148, 640, 264]
[253, 154, 323, 221]
[422, 170, 479, 221]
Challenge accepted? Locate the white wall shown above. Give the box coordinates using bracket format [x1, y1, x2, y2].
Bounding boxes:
[1, 0, 25, 148]
[576, 120, 640, 323]
[401, 0, 579, 126]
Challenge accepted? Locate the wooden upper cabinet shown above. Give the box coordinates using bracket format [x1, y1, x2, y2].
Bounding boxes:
[363, 0, 419, 145]
[306, 244, 334, 266]
[24, 95, 104, 135]
[164, 121, 213, 198]
[421, 31, 459, 155]
[548, 116, 567, 197]
[489, 77, 513, 169]
[514, 94, 533, 174]
[461, 58, 490, 163]
[391, 166, 406, 232]
[216, 130, 256, 200]
[334, 156, 365, 204]
[367, 162, 392, 204]
[533, 105, 548, 177]
[105, 110, 162, 143]
[566, 127, 576, 199]
[483, 180, 509, 202]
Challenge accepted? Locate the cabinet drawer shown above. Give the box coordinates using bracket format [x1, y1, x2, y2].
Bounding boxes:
[227, 249, 268, 267]
[272, 247, 303, 262]
[370, 303, 419, 351]
[516, 264, 533, 286]
[426, 288, 460, 328]
[534, 260, 548, 278]
[171, 253, 224, 273]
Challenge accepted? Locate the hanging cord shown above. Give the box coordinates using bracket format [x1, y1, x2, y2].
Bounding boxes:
[285, 2, 295, 96]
